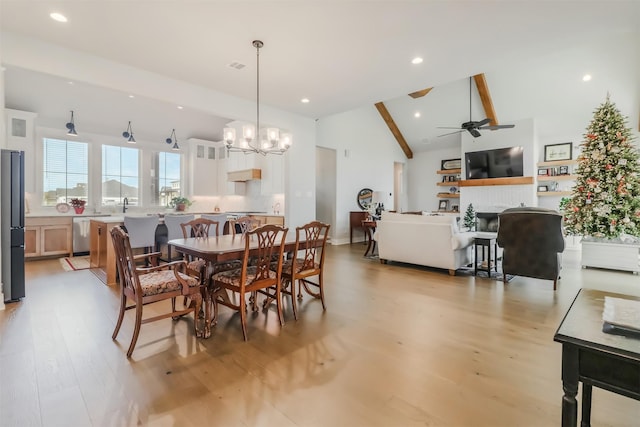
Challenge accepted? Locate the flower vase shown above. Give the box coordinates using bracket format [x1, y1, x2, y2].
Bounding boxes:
[73, 206, 85, 214]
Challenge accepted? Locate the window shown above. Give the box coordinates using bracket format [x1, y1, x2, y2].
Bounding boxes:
[42, 138, 88, 206]
[155, 151, 181, 206]
[102, 145, 139, 206]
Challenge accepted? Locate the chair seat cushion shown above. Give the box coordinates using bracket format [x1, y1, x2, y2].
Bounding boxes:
[212, 266, 277, 287]
[212, 260, 243, 273]
[139, 269, 199, 297]
[275, 259, 320, 275]
[187, 259, 206, 271]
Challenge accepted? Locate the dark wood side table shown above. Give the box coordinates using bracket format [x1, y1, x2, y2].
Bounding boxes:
[554, 289, 640, 427]
[474, 231, 498, 276]
[350, 211, 368, 244]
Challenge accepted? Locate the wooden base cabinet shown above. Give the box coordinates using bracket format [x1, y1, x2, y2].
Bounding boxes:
[25, 217, 72, 259]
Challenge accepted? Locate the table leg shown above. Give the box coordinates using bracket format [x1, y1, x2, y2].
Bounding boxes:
[474, 243, 478, 275]
[561, 345, 579, 427]
[581, 383, 592, 427]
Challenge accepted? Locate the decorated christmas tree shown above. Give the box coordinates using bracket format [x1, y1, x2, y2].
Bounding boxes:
[463, 203, 476, 230]
[563, 95, 640, 239]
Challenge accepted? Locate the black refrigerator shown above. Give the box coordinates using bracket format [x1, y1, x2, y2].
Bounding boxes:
[1, 150, 25, 302]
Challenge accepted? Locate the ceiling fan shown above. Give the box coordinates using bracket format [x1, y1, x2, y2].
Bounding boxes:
[437, 77, 515, 138]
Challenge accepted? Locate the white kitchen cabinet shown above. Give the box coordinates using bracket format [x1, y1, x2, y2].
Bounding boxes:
[190, 139, 220, 196]
[5, 109, 37, 193]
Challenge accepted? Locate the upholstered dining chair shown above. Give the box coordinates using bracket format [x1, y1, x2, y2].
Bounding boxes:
[124, 215, 159, 258]
[123, 215, 160, 267]
[496, 207, 565, 290]
[110, 226, 203, 357]
[163, 214, 194, 261]
[211, 224, 288, 340]
[271, 221, 330, 320]
[201, 213, 228, 236]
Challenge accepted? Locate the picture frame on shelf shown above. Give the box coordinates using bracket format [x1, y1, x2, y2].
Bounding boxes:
[448, 175, 456, 182]
[442, 176, 447, 183]
[544, 142, 572, 162]
[451, 205, 459, 212]
[537, 185, 549, 192]
[537, 168, 548, 175]
[559, 165, 569, 175]
[441, 158, 461, 170]
[438, 200, 449, 211]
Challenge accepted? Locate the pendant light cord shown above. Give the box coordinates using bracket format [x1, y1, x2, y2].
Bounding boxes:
[256, 41, 261, 143]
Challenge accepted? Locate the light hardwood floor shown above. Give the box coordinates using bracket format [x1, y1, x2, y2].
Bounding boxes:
[1, 245, 639, 426]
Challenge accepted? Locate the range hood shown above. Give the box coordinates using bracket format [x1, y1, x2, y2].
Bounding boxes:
[227, 168, 262, 182]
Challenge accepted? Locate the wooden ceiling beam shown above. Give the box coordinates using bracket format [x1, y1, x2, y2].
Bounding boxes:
[374, 102, 413, 159]
[408, 87, 433, 99]
[473, 73, 498, 126]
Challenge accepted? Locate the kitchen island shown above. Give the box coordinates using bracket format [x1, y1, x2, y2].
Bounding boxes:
[89, 217, 125, 285]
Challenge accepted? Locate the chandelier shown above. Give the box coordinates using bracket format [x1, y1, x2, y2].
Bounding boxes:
[223, 40, 292, 156]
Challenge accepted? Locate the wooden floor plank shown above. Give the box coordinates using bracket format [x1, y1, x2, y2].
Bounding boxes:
[2, 246, 640, 426]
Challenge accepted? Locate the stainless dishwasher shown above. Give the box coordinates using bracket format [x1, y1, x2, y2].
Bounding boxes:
[72, 216, 109, 255]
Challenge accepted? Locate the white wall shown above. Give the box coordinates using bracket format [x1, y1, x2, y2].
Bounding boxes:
[407, 145, 461, 212]
[316, 147, 336, 231]
[316, 104, 408, 244]
[0, 36, 5, 309]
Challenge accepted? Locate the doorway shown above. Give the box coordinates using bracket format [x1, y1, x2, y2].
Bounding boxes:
[316, 147, 336, 242]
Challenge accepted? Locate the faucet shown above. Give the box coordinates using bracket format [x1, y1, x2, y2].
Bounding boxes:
[123, 197, 129, 213]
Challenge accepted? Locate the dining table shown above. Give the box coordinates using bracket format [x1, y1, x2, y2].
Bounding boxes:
[168, 232, 312, 338]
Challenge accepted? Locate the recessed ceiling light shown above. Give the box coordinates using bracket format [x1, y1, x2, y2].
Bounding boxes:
[177, 105, 184, 110]
[50, 12, 68, 23]
[414, 112, 421, 118]
[582, 74, 592, 82]
[301, 98, 310, 104]
[67, 81, 74, 85]
[128, 95, 135, 98]
[411, 57, 423, 65]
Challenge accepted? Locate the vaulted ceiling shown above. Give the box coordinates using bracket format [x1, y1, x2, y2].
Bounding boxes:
[2, 1, 639, 150]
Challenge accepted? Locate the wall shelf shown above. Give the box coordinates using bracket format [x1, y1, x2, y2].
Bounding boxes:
[537, 191, 572, 197]
[437, 192, 460, 198]
[437, 181, 460, 186]
[437, 168, 461, 175]
[537, 160, 578, 167]
[459, 176, 534, 187]
[537, 174, 576, 182]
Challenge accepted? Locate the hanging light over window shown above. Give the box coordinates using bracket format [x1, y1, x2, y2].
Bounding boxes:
[122, 121, 136, 143]
[223, 40, 292, 156]
[165, 128, 180, 150]
[65, 110, 77, 136]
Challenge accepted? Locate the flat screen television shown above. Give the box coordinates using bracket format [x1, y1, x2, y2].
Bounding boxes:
[465, 146, 524, 179]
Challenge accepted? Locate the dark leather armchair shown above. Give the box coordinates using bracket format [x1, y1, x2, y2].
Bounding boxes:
[496, 207, 565, 290]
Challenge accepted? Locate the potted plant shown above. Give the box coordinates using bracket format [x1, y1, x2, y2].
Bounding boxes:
[169, 196, 192, 212]
[69, 198, 86, 214]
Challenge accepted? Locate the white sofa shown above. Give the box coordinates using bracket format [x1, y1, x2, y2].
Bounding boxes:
[375, 211, 475, 275]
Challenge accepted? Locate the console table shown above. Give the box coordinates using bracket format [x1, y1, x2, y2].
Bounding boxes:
[554, 289, 640, 426]
[350, 211, 368, 244]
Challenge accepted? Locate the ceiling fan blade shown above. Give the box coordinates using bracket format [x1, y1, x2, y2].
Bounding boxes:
[476, 118, 491, 127]
[478, 124, 516, 130]
[437, 130, 464, 137]
[436, 126, 463, 130]
[468, 128, 482, 138]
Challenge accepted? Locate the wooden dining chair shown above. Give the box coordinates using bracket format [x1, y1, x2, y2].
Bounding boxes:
[230, 216, 260, 236]
[211, 224, 288, 340]
[110, 226, 203, 357]
[163, 214, 195, 261]
[272, 221, 330, 320]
